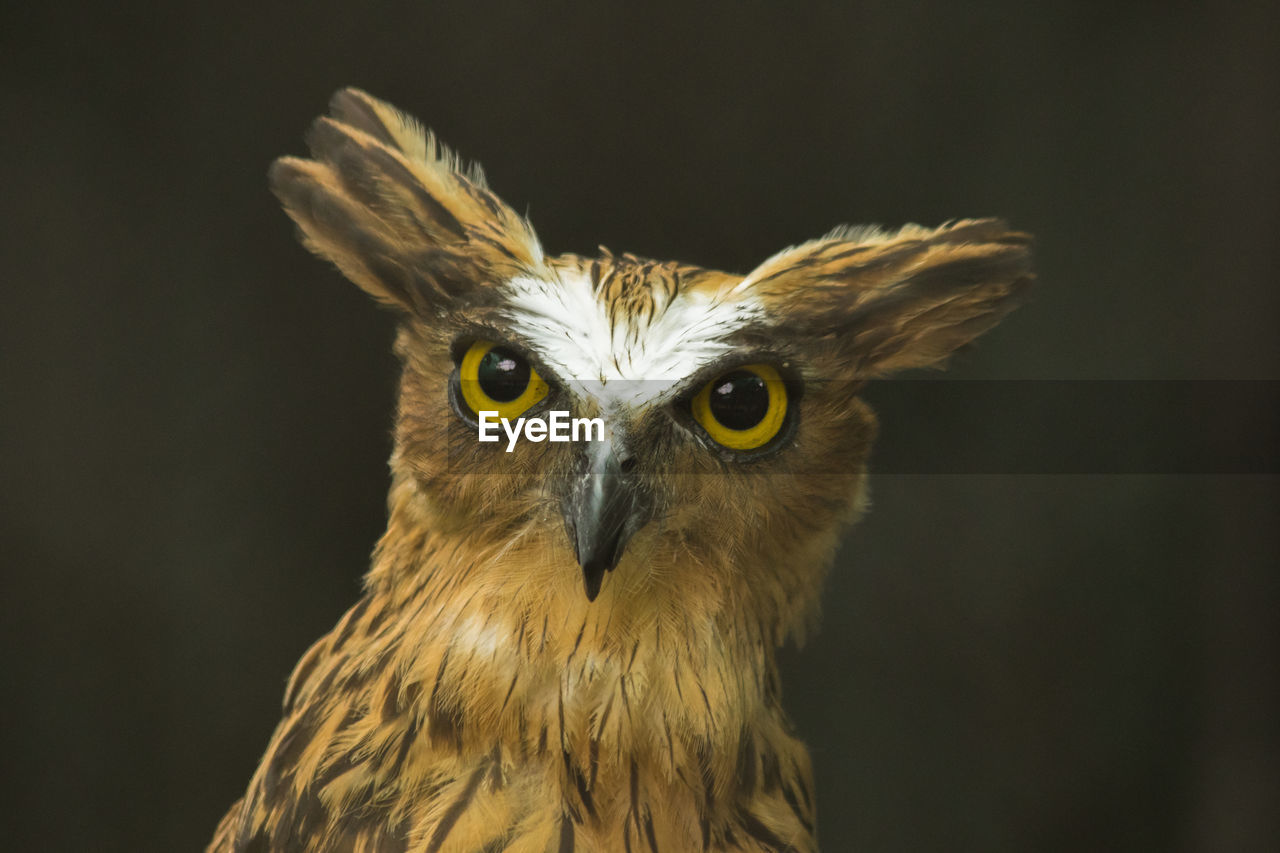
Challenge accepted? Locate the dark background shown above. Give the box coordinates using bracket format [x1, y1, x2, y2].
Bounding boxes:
[2, 2, 1276, 850]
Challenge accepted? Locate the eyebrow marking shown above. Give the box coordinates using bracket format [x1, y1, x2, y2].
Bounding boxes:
[501, 267, 763, 409]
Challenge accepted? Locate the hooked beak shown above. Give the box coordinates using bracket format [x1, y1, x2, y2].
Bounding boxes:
[562, 433, 648, 602]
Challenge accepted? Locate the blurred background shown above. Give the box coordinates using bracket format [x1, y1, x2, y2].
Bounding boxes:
[1, 1, 1276, 850]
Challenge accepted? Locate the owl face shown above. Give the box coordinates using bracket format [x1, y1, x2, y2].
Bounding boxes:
[391, 252, 879, 624]
[272, 89, 1031, 638]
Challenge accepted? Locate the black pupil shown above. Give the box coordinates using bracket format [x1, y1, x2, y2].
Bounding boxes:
[709, 370, 771, 430]
[477, 347, 531, 402]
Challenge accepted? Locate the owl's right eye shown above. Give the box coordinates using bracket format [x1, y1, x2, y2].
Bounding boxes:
[457, 340, 549, 420]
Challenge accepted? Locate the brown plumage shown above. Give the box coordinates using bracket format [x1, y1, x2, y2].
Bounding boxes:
[209, 89, 1031, 852]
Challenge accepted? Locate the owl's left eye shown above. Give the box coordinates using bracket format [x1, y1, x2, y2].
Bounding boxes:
[690, 363, 789, 451]
[457, 340, 549, 420]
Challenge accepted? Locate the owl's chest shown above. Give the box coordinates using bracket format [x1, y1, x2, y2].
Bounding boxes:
[391, 749, 815, 853]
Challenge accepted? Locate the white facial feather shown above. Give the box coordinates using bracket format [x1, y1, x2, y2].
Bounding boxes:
[502, 270, 763, 410]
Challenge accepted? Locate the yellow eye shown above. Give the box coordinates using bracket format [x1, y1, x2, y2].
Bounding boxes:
[458, 340, 549, 420]
[690, 363, 788, 451]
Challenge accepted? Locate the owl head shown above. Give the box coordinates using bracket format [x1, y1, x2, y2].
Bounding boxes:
[270, 89, 1031, 646]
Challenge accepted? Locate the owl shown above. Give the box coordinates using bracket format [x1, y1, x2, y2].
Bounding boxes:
[208, 89, 1031, 852]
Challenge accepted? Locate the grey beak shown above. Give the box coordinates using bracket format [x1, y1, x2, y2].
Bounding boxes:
[562, 434, 646, 601]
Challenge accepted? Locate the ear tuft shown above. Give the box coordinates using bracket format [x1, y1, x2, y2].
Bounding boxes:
[326, 88, 490, 187]
[270, 89, 544, 315]
[741, 219, 1033, 375]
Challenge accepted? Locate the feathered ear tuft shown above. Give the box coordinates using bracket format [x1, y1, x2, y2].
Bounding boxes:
[740, 219, 1032, 375]
[269, 88, 545, 316]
